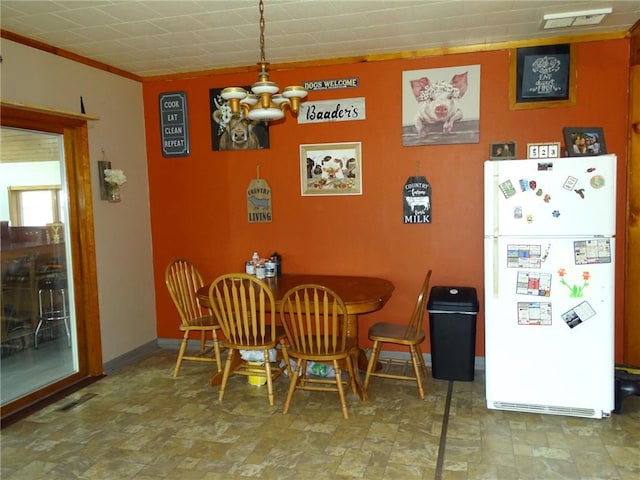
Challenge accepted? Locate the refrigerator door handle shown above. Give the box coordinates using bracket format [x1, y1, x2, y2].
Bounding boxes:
[493, 237, 499, 297]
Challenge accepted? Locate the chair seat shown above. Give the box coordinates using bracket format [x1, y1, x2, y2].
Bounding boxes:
[180, 314, 218, 329]
[368, 322, 425, 345]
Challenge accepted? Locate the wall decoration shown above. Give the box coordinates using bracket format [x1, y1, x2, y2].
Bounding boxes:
[509, 44, 576, 110]
[297, 97, 366, 124]
[490, 141, 517, 160]
[209, 88, 269, 151]
[98, 159, 111, 200]
[563, 127, 606, 157]
[247, 168, 272, 223]
[302, 77, 359, 91]
[527, 142, 561, 159]
[159, 91, 190, 157]
[403, 176, 431, 224]
[402, 64, 480, 146]
[300, 142, 362, 196]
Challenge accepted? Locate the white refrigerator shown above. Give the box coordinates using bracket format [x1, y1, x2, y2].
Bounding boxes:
[484, 154, 616, 418]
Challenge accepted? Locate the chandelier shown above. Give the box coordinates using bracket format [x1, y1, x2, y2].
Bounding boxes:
[221, 0, 308, 122]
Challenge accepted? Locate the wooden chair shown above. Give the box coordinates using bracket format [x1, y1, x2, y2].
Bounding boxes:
[364, 270, 432, 398]
[279, 284, 358, 419]
[208, 273, 289, 406]
[165, 259, 223, 377]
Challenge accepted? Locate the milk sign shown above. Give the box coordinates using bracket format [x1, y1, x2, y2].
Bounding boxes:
[160, 91, 190, 157]
[403, 176, 431, 224]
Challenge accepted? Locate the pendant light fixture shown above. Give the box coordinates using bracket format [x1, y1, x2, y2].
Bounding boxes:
[221, 0, 308, 122]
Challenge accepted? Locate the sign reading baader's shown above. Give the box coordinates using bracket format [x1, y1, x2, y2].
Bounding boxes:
[159, 91, 190, 158]
[298, 97, 366, 124]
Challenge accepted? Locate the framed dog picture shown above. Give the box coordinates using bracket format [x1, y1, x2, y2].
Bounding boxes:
[509, 44, 576, 110]
[563, 127, 606, 157]
[300, 142, 362, 196]
[209, 88, 269, 151]
[402, 64, 481, 146]
[490, 141, 517, 160]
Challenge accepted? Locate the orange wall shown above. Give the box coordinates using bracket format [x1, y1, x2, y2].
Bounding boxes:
[143, 39, 629, 361]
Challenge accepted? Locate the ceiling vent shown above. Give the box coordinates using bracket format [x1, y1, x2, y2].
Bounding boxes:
[543, 8, 612, 29]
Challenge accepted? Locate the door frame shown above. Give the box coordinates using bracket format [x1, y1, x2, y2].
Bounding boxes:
[1, 101, 103, 419]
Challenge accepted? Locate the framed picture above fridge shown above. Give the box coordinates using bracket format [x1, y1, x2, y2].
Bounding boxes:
[509, 44, 576, 110]
[563, 127, 607, 157]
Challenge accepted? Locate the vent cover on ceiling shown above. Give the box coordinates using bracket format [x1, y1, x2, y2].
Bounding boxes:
[543, 8, 612, 29]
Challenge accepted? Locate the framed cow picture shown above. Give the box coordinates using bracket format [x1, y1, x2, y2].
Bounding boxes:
[209, 88, 270, 151]
[300, 142, 362, 196]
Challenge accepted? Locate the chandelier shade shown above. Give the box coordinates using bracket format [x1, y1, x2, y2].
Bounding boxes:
[221, 0, 308, 122]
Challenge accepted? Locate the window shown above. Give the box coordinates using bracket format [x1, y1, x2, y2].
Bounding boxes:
[8, 185, 62, 226]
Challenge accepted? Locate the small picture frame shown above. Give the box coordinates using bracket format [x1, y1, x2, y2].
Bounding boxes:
[509, 44, 576, 110]
[563, 128, 606, 157]
[98, 160, 111, 200]
[300, 142, 362, 196]
[527, 142, 561, 159]
[490, 141, 517, 160]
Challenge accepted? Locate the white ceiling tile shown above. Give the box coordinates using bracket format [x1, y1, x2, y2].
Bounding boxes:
[0, 0, 638, 77]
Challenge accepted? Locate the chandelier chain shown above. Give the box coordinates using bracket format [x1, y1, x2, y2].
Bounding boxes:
[259, 0, 266, 63]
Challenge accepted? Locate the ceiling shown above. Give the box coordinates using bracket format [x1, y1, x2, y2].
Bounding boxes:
[0, 128, 61, 164]
[1, 1, 639, 79]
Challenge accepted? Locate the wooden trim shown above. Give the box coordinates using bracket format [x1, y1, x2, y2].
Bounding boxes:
[0, 105, 103, 418]
[625, 62, 640, 366]
[0, 100, 99, 122]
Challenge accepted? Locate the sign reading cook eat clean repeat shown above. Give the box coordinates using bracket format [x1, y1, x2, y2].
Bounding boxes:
[159, 92, 190, 158]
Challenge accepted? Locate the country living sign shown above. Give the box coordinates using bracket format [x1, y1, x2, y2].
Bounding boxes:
[303, 77, 359, 91]
[297, 97, 366, 124]
[247, 177, 272, 223]
[159, 91, 190, 158]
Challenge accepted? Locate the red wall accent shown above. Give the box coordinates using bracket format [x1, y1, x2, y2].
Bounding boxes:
[143, 40, 629, 360]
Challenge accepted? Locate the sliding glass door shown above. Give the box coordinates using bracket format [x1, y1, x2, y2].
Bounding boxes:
[0, 103, 102, 419]
[1, 127, 79, 405]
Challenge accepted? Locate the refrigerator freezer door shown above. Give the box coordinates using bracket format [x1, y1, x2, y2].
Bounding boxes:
[484, 155, 616, 237]
[484, 236, 615, 418]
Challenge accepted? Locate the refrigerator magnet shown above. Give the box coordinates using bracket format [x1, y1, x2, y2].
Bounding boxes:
[590, 175, 605, 188]
[499, 179, 516, 198]
[562, 301, 596, 329]
[563, 176, 578, 190]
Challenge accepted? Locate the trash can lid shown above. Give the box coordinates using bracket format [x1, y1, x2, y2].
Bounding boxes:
[427, 286, 478, 313]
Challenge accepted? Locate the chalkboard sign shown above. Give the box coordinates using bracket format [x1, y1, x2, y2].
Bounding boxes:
[403, 176, 431, 224]
[159, 91, 190, 157]
[509, 44, 576, 110]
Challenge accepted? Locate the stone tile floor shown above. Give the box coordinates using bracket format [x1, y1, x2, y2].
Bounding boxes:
[1, 348, 639, 479]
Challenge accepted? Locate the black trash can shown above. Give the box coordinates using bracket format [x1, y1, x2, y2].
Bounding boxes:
[427, 286, 479, 381]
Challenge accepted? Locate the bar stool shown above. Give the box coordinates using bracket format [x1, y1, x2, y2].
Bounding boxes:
[34, 274, 71, 348]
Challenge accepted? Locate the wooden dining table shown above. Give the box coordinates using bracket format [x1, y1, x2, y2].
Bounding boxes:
[196, 273, 395, 401]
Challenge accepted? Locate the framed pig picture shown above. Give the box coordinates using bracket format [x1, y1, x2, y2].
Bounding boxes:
[402, 64, 481, 146]
[510, 44, 576, 110]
